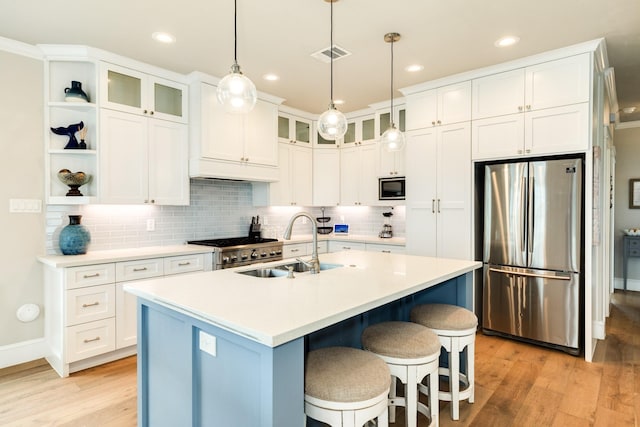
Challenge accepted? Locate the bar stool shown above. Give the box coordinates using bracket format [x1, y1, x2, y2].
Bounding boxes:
[361, 321, 441, 427]
[410, 304, 477, 421]
[305, 346, 391, 427]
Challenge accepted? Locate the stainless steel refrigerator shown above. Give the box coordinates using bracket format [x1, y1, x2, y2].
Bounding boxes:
[482, 158, 582, 354]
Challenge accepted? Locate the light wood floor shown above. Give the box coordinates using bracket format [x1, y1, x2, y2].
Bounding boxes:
[1, 290, 638, 426]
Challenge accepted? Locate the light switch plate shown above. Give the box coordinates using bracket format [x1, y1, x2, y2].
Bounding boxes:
[199, 331, 217, 357]
[9, 199, 42, 213]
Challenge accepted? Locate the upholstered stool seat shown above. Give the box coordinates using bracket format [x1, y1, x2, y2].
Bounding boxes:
[362, 321, 441, 426]
[410, 304, 477, 421]
[305, 346, 391, 427]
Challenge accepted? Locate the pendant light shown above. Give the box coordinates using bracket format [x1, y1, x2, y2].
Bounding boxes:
[216, 0, 257, 113]
[380, 32, 405, 152]
[317, 0, 347, 140]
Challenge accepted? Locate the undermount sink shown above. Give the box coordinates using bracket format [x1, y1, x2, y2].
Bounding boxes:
[235, 261, 344, 278]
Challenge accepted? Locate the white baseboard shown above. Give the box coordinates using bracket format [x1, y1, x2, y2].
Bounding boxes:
[592, 320, 605, 340]
[0, 338, 48, 369]
[614, 276, 640, 292]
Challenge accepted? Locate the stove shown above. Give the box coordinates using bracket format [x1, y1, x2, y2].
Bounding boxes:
[187, 237, 283, 269]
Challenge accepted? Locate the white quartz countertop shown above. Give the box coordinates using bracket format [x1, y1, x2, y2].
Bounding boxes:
[124, 251, 480, 347]
[283, 234, 406, 246]
[37, 245, 214, 268]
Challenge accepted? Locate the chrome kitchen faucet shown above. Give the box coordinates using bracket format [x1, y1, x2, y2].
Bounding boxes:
[283, 212, 320, 274]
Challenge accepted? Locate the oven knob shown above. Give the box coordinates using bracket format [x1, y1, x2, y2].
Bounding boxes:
[241, 254, 248, 260]
[251, 251, 259, 259]
[260, 252, 267, 257]
[270, 251, 276, 256]
[222, 256, 230, 264]
[275, 250, 282, 255]
[230, 256, 238, 262]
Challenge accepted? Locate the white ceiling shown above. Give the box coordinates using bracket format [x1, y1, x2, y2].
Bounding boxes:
[1, 0, 639, 121]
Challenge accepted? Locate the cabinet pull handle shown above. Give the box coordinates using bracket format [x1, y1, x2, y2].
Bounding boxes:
[382, 250, 391, 253]
[437, 199, 441, 213]
[178, 262, 191, 266]
[291, 249, 299, 253]
[83, 273, 100, 278]
[82, 301, 100, 308]
[83, 336, 101, 343]
[432, 199, 436, 213]
[343, 246, 351, 250]
[133, 267, 148, 272]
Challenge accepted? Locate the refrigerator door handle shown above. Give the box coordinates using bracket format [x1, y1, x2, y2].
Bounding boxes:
[488, 267, 572, 281]
[528, 176, 534, 256]
[521, 177, 527, 253]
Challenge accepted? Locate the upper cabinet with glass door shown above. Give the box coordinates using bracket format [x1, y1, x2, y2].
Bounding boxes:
[376, 105, 406, 137]
[343, 111, 376, 146]
[100, 62, 188, 123]
[278, 112, 312, 146]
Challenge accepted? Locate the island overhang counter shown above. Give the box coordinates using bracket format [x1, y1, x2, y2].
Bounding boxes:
[125, 250, 481, 427]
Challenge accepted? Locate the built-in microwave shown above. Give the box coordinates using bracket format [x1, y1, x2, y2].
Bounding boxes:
[378, 177, 405, 200]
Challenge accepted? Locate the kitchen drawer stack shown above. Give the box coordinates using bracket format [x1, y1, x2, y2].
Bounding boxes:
[44, 253, 206, 377]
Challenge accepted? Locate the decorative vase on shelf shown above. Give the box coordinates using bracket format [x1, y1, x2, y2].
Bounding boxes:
[64, 81, 89, 103]
[59, 215, 91, 255]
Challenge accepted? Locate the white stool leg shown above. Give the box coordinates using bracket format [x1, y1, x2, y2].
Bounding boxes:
[389, 375, 397, 423]
[449, 337, 460, 421]
[406, 365, 418, 427]
[429, 367, 439, 427]
[378, 402, 389, 427]
[467, 340, 475, 404]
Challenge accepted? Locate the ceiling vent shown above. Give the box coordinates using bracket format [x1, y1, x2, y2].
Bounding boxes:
[311, 45, 352, 63]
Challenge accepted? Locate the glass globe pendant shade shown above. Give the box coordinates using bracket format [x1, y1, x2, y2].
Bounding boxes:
[381, 123, 405, 152]
[318, 104, 348, 140]
[216, 63, 257, 114]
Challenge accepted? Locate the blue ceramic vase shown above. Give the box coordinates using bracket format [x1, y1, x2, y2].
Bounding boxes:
[59, 215, 91, 255]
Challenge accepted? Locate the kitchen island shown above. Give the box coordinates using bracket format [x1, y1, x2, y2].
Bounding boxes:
[125, 250, 481, 427]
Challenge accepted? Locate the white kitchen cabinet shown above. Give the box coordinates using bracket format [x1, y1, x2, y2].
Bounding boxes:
[43, 53, 99, 204]
[308, 240, 329, 255]
[100, 62, 187, 124]
[278, 113, 312, 146]
[99, 108, 189, 205]
[283, 242, 308, 259]
[340, 144, 378, 206]
[471, 53, 591, 160]
[43, 252, 207, 377]
[378, 142, 405, 177]
[376, 105, 406, 138]
[405, 81, 471, 130]
[328, 241, 366, 252]
[313, 147, 341, 206]
[365, 243, 406, 254]
[258, 142, 313, 206]
[405, 123, 471, 260]
[189, 78, 281, 181]
[343, 113, 376, 147]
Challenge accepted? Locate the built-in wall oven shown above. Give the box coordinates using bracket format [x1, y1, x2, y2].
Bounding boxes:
[187, 237, 283, 270]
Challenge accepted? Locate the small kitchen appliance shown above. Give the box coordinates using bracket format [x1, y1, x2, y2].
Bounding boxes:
[378, 211, 393, 238]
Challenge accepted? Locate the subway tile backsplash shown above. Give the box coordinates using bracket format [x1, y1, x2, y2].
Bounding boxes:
[45, 179, 405, 254]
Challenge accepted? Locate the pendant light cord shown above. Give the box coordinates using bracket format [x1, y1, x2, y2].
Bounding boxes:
[234, 0, 238, 65]
[330, 0, 334, 105]
[390, 36, 394, 127]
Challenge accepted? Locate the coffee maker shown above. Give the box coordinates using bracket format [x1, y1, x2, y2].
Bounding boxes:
[378, 211, 393, 238]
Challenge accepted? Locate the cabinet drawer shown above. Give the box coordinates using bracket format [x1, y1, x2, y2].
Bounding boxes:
[629, 248, 640, 257]
[66, 318, 116, 363]
[283, 243, 307, 258]
[365, 243, 406, 254]
[66, 284, 115, 326]
[307, 241, 328, 255]
[164, 254, 205, 275]
[329, 241, 366, 252]
[116, 258, 163, 281]
[66, 264, 116, 290]
[628, 239, 640, 249]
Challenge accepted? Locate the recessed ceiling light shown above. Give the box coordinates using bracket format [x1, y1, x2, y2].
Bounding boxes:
[333, 99, 345, 105]
[263, 73, 279, 81]
[622, 106, 637, 114]
[494, 36, 520, 47]
[405, 64, 424, 72]
[152, 32, 176, 44]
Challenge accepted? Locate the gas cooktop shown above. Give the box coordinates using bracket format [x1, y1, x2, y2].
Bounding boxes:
[187, 237, 279, 248]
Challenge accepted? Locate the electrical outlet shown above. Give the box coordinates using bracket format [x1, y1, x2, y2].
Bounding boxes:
[146, 218, 155, 231]
[199, 331, 216, 357]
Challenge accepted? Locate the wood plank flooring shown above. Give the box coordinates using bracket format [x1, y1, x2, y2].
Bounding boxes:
[0, 290, 638, 426]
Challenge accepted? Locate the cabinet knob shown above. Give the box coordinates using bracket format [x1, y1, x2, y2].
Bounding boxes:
[431, 121, 436, 126]
[526, 105, 531, 110]
[517, 149, 523, 154]
[437, 120, 441, 125]
[525, 149, 531, 153]
[143, 109, 148, 114]
[150, 199, 155, 203]
[150, 111, 154, 115]
[245, 157, 249, 162]
[518, 106, 523, 112]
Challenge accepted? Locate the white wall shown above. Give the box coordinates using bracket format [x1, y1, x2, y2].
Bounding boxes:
[613, 124, 640, 289]
[0, 46, 46, 347]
